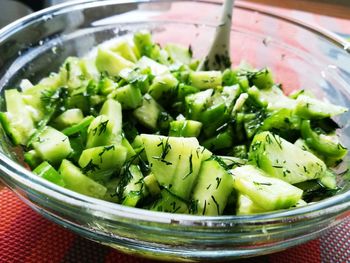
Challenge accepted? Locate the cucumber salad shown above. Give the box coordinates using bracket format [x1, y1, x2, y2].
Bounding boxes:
[1, 31, 348, 216]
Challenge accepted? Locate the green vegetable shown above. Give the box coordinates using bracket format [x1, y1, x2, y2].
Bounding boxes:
[1, 31, 348, 216]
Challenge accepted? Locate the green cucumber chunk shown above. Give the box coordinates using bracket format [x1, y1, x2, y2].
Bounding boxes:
[0, 89, 35, 145]
[33, 161, 65, 187]
[141, 134, 204, 200]
[32, 126, 73, 165]
[249, 131, 327, 184]
[121, 164, 146, 207]
[295, 95, 347, 119]
[59, 159, 107, 198]
[52, 109, 84, 130]
[231, 165, 303, 210]
[190, 159, 234, 216]
[151, 189, 189, 214]
[96, 48, 134, 76]
[301, 120, 347, 159]
[78, 145, 127, 182]
[168, 120, 202, 137]
[189, 71, 222, 90]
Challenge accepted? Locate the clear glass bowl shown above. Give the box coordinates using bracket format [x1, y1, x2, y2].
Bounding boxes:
[0, 0, 350, 261]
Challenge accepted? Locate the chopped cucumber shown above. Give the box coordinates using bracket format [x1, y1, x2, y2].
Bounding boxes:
[190, 159, 234, 215]
[231, 165, 303, 210]
[32, 126, 73, 165]
[59, 159, 107, 198]
[33, 161, 65, 187]
[2, 31, 348, 216]
[249, 131, 327, 184]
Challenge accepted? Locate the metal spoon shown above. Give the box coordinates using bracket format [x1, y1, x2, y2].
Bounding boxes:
[198, 0, 234, 71]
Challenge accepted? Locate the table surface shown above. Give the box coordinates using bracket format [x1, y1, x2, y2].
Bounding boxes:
[1, 1, 350, 263]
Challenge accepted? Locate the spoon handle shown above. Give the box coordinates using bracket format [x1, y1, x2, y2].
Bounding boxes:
[198, 0, 234, 71]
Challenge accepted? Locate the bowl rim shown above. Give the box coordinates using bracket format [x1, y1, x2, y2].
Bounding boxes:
[0, 0, 349, 226]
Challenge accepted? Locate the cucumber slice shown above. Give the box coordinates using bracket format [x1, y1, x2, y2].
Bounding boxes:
[108, 84, 142, 109]
[33, 161, 65, 187]
[141, 134, 204, 200]
[249, 131, 327, 184]
[190, 159, 234, 215]
[231, 165, 303, 210]
[133, 94, 161, 130]
[52, 109, 84, 130]
[295, 95, 347, 119]
[79, 145, 127, 182]
[189, 71, 222, 90]
[169, 120, 202, 137]
[0, 89, 36, 145]
[96, 48, 134, 76]
[236, 194, 266, 215]
[136, 56, 169, 76]
[59, 159, 107, 198]
[164, 43, 191, 65]
[151, 189, 189, 214]
[110, 40, 139, 62]
[32, 126, 73, 165]
[86, 99, 122, 148]
[148, 74, 178, 101]
[121, 164, 146, 207]
[144, 172, 161, 196]
[62, 116, 94, 136]
[185, 89, 213, 120]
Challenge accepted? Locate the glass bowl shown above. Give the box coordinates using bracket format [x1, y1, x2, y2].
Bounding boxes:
[0, 0, 350, 261]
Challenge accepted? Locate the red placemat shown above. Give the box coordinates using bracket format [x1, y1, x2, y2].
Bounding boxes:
[0, 188, 349, 263]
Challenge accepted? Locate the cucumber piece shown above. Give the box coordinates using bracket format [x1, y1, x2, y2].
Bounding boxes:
[168, 120, 202, 137]
[144, 172, 161, 196]
[148, 74, 178, 101]
[133, 94, 161, 130]
[110, 40, 139, 62]
[248, 85, 297, 111]
[141, 134, 204, 200]
[177, 83, 199, 100]
[98, 75, 118, 95]
[164, 43, 192, 65]
[80, 57, 100, 82]
[185, 89, 213, 120]
[300, 120, 347, 159]
[295, 95, 348, 119]
[202, 130, 233, 151]
[236, 194, 266, 215]
[260, 108, 301, 131]
[62, 116, 94, 136]
[249, 68, 274, 90]
[222, 68, 238, 86]
[32, 126, 73, 165]
[190, 159, 234, 216]
[136, 56, 169, 76]
[151, 189, 189, 214]
[249, 131, 327, 184]
[189, 71, 222, 90]
[121, 164, 146, 207]
[95, 48, 134, 76]
[24, 150, 42, 169]
[86, 99, 122, 148]
[108, 84, 142, 109]
[231, 165, 303, 210]
[0, 89, 35, 145]
[121, 137, 137, 160]
[59, 159, 107, 198]
[78, 145, 127, 182]
[232, 145, 248, 159]
[102, 177, 121, 203]
[59, 57, 86, 90]
[52, 109, 84, 130]
[33, 161, 65, 187]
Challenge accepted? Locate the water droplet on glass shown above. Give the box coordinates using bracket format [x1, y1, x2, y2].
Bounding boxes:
[51, 46, 57, 54]
[39, 40, 44, 46]
[17, 51, 22, 56]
